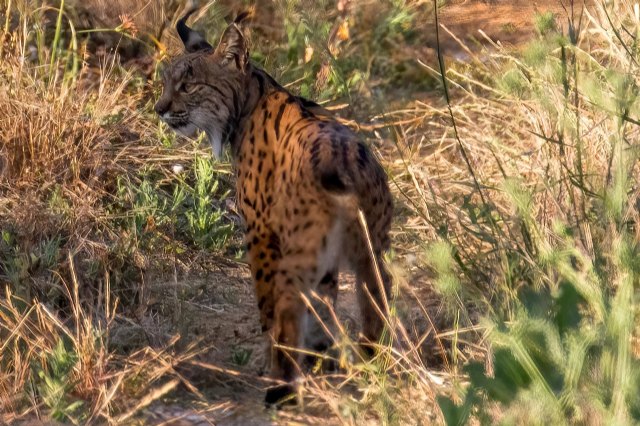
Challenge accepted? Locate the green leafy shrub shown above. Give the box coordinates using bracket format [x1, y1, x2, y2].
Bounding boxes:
[114, 154, 234, 254]
[430, 3, 640, 424]
[180, 156, 234, 251]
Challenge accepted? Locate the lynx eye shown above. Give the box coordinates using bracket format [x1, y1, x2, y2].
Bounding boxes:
[179, 82, 198, 94]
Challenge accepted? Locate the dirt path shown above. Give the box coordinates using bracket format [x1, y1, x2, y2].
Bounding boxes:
[129, 257, 445, 425]
[130, 266, 364, 425]
[428, 0, 593, 58]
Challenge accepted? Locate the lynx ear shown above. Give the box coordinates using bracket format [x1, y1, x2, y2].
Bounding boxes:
[213, 11, 251, 70]
[177, 8, 213, 53]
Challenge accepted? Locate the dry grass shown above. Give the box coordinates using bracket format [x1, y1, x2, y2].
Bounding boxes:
[0, 1, 452, 423]
[2, 0, 640, 424]
[0, 2, 223, 422]
[0, 254, 205, 424]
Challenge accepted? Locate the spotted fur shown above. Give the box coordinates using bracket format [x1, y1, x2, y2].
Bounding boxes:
[155, 10, 393, 405]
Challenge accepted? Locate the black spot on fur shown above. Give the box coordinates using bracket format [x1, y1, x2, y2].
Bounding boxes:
[258, 295, 267, 309]
[242, 196, 254, 210]
[267, 234, 280, 252]
[274, 102, 287, 139]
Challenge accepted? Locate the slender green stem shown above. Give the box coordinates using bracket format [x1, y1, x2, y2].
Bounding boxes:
[49, 0, 65, 78]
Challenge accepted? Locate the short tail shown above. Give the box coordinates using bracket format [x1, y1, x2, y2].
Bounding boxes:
[319, 168, 352, 193]
[313, 144, 354, 194]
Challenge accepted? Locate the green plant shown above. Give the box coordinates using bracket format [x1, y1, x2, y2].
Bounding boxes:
[426, 1, 640, 423]
[230, 347, 252, 366]
[114, 153, 234, 254]
[534, 11, 558, 37]
[439, 270, 640, 424]
[34, 339, 86, 423]
[180, 155, 234, 251]
[0, 230, 22, 287]
[0, 230, 63, 299]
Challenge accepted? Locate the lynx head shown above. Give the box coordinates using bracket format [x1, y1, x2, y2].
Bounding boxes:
[154, 10, 251, 157]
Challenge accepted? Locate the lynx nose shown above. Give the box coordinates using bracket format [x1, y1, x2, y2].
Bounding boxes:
[154, 99, 171, 116]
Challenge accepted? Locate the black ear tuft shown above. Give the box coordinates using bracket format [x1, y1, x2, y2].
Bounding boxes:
[177, 8, 213, 53]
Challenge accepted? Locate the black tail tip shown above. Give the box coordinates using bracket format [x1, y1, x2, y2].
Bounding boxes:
[320, 171, 349, 193]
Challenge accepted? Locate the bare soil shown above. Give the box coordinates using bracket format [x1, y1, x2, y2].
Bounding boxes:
[127, 262, 447, 425]
[130, 268, 367, 425]
[431, 0, 593, 58]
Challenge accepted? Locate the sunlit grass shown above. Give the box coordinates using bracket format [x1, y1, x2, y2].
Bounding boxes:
[3, 0, 640, 424]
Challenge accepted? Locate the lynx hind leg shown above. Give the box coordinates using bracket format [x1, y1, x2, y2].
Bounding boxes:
[354, 252, 392, 355]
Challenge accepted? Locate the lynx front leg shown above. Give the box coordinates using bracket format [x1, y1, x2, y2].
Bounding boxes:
[246, 232, 280, 333]
[245, 230, 281, 378]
